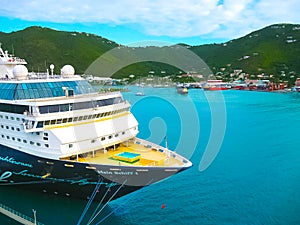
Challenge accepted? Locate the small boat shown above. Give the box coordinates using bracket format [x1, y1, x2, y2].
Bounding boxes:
[292, 78, 300, 92]
[176, 86, 188, 94]
[135, 77, 145, 96]
[135, 91, 145, 96]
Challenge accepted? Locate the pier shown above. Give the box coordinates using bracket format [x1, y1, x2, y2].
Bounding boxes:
[0, 203, 44, 225]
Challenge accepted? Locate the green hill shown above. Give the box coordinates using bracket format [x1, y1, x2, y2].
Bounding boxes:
[0, 26, 118, 74]
[191, 24, 300, 83]
[0, 24, 299, 84]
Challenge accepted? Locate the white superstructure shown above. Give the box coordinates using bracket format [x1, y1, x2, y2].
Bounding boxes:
[0, 45, 138, 160]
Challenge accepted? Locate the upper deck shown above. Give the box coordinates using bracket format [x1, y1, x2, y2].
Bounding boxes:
[61, 138, 191, 169]
[0, 76, 95, 101]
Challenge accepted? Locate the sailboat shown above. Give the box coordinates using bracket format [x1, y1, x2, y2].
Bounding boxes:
[135, 77, 145, 96]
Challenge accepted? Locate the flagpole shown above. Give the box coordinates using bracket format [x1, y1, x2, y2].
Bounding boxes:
[165, 136, 168, 150]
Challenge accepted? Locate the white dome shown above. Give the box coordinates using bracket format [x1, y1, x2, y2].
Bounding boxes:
[13, 65, 28, 81]
[61, 65, 75, 77]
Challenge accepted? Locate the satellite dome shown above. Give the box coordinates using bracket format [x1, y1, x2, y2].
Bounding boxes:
[13, 65, 28, 81]
[61, 65, 75, 77]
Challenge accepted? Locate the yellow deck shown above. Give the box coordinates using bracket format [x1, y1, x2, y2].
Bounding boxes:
[62, 141, 184, 167]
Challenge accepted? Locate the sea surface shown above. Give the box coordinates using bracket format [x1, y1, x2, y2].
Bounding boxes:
[0, 87, 299, 225]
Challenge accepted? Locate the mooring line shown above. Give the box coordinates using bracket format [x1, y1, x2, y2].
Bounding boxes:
[87, 179, 127, 225]
[76, 178, 102, 225]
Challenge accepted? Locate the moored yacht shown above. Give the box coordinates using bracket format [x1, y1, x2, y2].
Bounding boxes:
[0, 44, 192, 202]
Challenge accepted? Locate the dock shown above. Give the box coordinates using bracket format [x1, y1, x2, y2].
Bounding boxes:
[0, 203, 44, 225]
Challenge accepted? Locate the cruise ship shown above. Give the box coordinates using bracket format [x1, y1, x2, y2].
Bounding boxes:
[0, 45, 192, 203]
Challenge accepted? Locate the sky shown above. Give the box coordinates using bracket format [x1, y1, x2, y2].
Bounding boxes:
[0, 0, 299, 46]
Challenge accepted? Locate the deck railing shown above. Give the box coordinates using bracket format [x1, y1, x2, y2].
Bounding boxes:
[134, 138, 191, 166]
[0, 203, 44, 225]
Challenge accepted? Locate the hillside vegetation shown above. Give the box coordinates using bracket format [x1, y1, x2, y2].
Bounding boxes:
[0, 24, 299, 83]
[0, 26, 118, 74]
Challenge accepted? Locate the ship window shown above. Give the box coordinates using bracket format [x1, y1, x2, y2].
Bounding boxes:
[78, 116, 83, 121]
[122, 131, 125, 135]
[23, 140, 27, 143]
[36, 132, 40, 135]
[17, 138, 21, 142]
[57, 119, 62, 124]
[115, 134, 119, 137]
[12, 137, 15, 141]
[45, 144, 49, 148]
[5, 116, 8, 119]
[10, 117, 14, 120]
[0, 115, 2, 118]
[108, 135, 112, 139]
[50, 120, 56, 125]
[68, 144, 73, 148]
[62, 118, 67, 123]
[68, 118, 72, 122]
[6, 126, 9, 129]
[59, 104, 69, 112]
[88, 115, 93, 119]
[83, 115, 88, 120]
[73, 117, 78, 122]
[49, 105, 59, 113]
[1, 135, 4, 138]
[36, 143, 41, 146]
[6, 136, 10, 139]
[45, 121, 50, 125]
[16, 117, 20, 121]
[91, 139, 96, 143]
[30, 141, 34, 145]
[101, 137, 105, 141]
[92, 114, 97, 119]
[44, 132, 48, 136]
[43, 137, 48, 141]
[39, 106, 49, 114]
[11, 127, 14, 130]
[0, 103, 29, 114]
[67, 89, 74, 96]
[37, 122, 43, 128]
[0, 125, 3, 128]
[96, 114, 101, 118]
[16, 128, 20, 131]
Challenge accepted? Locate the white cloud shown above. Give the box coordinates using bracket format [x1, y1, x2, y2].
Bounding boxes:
[0, 0, 299, 39]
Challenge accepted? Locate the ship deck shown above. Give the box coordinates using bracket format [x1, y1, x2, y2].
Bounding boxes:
[61, 139, 185, 167]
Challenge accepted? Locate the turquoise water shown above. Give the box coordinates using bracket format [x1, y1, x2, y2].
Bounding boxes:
[0, 88, 299, 225]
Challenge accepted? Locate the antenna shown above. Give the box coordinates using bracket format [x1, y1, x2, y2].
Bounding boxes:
[50, 64, 54, 76]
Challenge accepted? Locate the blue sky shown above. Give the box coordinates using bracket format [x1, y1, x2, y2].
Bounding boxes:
[0, 0, 299, 46]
